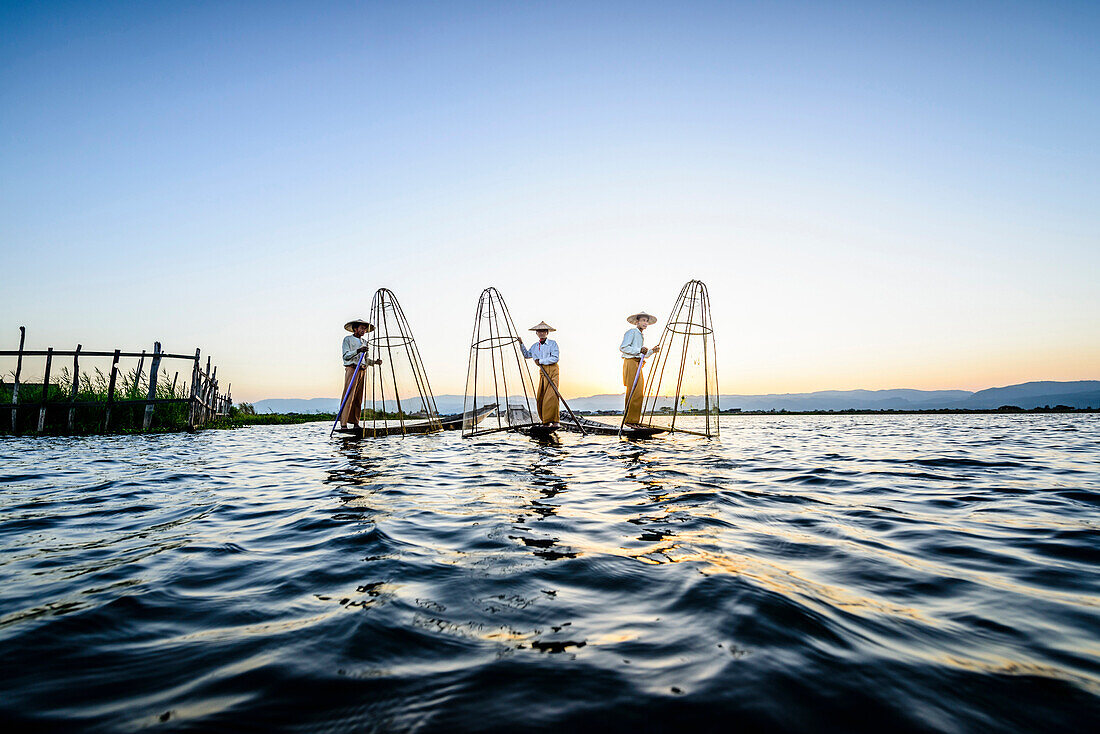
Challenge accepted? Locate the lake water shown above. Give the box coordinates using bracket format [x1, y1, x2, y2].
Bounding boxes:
[1, 415, 1098, 732]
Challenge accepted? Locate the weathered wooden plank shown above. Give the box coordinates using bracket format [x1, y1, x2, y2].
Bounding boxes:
[36, 398, 192, 409]
[205, 378, 215, 423]
[132, 350, 147, 399]
[68, 344, 82, 432]
[203, 359, 212, 424]
[103, 349, 121, 431]
[210, 367, 218, 418]
[37, 348, 53, 433]
[10, 326, 25, 433]
[0, 350, 199, 360]
[188, 349, 200, 430]
[142, 341, 163, 431]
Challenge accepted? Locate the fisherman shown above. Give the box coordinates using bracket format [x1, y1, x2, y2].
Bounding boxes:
[520, 321, 560, 427]
[340, 318, 382, 429]
[620, 312, 659, 427]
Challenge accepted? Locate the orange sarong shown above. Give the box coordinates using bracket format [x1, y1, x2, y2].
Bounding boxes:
[535, 362, 560, 424]
[623, 357, 644, 424]
[340, 364, 365, 425]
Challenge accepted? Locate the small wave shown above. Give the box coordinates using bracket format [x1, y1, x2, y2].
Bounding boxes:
[1, 416, 1098, 730]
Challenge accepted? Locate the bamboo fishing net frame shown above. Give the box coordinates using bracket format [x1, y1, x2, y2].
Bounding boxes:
[462, 287, 539, 437]
[640, 279, 720, 437]
[362, 288, 443, 437]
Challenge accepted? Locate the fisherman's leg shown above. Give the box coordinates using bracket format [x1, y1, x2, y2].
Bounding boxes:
[536, 373, 548, 423]
[622, 358, 633, 418]
[348, 371, 365, 426]
[623, 358, 641, 423]
[628, 372, 644, 424]
[545, 363, 560, 424]
[340, 366, 357, 426]
[623, 359, 643, 424]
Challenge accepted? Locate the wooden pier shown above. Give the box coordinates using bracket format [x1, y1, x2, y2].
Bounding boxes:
[2, 327, 231, 435]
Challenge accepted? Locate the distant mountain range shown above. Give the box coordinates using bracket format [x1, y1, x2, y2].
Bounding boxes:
[252, 380, 1100, 414]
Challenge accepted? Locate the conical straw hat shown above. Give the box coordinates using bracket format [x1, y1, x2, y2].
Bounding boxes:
[344, 318, 375, 333]
[529, 321, 556, 332]
[627, 312, 657, 326]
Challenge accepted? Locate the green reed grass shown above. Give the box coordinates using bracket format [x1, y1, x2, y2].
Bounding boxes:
[1, 365, 194, 435]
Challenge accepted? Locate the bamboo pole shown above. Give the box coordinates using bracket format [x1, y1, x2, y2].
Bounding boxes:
[670, 284, 698, 433]
[68, 344, 82, 432]
[143, 342, 163, 431]
[11, 326, 25, 433]
[38, 348, 53, 433]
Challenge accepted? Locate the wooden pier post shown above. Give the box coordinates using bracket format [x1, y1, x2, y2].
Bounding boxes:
[38, 347, 53, 433]
[68, 344, 82, 432]
[203, 358, 212, 424]
[171, 371, 179, 398]
[143, 341, 163, 431]
[11, 326, 25, 433]
[103, 349, 120, 431]
[132, 350, 147, 399]
[188, 349, 200, 429]
[210, 367, 217, 418]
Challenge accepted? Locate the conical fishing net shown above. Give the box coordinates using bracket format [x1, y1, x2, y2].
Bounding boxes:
[640, 280, 720, 437]
[463, 287, 539, 437]
[361, 288, 443, 437]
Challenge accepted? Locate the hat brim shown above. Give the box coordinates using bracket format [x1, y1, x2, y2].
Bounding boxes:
[627, 313, 657, 326]
[344, 320, 375, 333]
[529, 322, 556, 332]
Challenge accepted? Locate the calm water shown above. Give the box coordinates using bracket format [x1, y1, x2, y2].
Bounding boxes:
[1, 415, 1098, 732]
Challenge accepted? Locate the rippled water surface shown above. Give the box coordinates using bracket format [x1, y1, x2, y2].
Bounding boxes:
[2, 415, 1098, 732]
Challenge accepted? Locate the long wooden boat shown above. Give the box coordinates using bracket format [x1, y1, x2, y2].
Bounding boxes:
[524, 414, 665, 438]
[446, 404, 666, 439]
[333, 419, 441, 439]
[440, 404, 499, 431]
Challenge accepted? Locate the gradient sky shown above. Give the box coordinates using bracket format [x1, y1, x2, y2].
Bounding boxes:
[2, 1, 1098, 402]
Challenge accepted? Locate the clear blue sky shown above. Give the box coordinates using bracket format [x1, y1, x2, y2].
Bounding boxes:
[2, 1, 1098, 401]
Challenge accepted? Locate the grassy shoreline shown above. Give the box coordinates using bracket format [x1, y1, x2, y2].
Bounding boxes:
[207, 412, 335, 429]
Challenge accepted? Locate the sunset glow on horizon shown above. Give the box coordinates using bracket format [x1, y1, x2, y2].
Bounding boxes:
[2, 2, 1097, 402]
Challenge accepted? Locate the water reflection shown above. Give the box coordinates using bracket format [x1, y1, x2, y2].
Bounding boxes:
[509, 446, 577, 560]
[1, 417, 1098, 731]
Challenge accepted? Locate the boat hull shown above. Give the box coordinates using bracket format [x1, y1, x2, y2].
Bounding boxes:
[333, 421, 441, 439]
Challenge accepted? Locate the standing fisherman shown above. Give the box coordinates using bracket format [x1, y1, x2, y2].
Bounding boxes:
[340, 318, 382, 429]
[520, 321, 560, 427]
[620, 312, 659, 427]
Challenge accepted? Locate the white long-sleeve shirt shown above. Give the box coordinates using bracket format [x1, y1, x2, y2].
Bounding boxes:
[521, 339, 559, 365]
[620, 327, 644, 358]
[342, 335, 366, 366]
